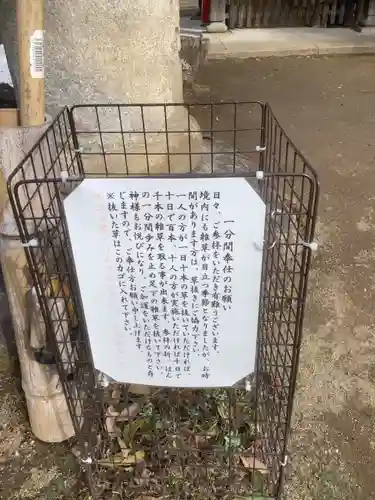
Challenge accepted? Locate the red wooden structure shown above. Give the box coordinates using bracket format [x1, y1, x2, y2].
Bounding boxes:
[201, 0, 211, 23]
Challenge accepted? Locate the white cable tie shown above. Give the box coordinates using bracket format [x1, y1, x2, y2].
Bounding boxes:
[302, 241, 318, 252]
[21, 238, 39, 248]
[245, 378, 252, 392]
[268, 239, 277, 250]
[280, 455, 288, 467]
[271, 209, 283, 217]
[256, 145, 266, 152]
[100, 377, 111, 389]
[60, 170, 69, 183]
[80, 456, 93, 465]
[255, 170, 264, 180]
[74, 147, 83, 153]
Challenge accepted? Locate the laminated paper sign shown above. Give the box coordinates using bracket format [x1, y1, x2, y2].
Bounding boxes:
[63, 177, 266, 387]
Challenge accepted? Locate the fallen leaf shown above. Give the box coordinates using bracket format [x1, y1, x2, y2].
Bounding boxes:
[194, 435, 206, 448]
[207, 421, 219, 436]
[122, 419, 146, 446]
[134, 467, 152, 486]
[217, 402, 228, 419]
[224, 432, 242, 451]
[98, 450, 145, 468]
[240, 455, 269, 475]
[117, 402, 140, 421]
[194, 422, 219, 448]
[105, 405, 121, 435]
[71, 446, 81, 458]
[105, 415, 119, 436]
[117, 437, 130, 458]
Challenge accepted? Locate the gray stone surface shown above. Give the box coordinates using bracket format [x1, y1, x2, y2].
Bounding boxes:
[206, 22, 228, 33]
[203, 27, 375, 58]
[195, 138, 260, 194]
[180, 33, 208, 83]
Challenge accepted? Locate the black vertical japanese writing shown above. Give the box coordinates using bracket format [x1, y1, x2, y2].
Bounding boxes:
[104, 187, 236, 382]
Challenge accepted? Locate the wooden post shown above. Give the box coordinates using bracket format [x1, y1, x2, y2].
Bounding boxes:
[17, 0, 45, 126]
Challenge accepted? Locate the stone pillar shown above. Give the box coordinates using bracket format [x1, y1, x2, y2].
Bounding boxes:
[0, 120, 75, 443]
[0, 0, 204, 442]
[207, 0, 228, 33]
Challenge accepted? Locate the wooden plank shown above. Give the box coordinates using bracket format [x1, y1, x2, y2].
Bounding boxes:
[338, 1, 345, 23]
[229, 1, 239, 27]
[245, 0, 254, 26]
[299, 0, 306, 25]
[330, 0, 338, 24]
[262, 0, 271, 26]
[275, 0, 284, 26]
[305, 0, 316, 25]
[280, 0, 291, 26]
[255, 0, 264, 26]
[17, 0, 45, 126]
[294, 0, 302, 25]
[322, 1, 330, 26]
[309, 0, 322, 26]
[252, 0, 259, 26]
[237, 1, 247, 27]
[356, 0, 366, 23]
[229, 0, 338, 26]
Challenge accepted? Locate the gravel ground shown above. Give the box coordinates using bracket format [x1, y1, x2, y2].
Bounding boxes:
[191, 54, 375, 499]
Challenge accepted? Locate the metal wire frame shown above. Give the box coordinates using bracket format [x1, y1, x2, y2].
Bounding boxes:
[6, 102, 319, 500]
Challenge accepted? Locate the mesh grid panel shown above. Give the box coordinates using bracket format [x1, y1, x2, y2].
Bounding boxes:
[7, 102, 318, 500]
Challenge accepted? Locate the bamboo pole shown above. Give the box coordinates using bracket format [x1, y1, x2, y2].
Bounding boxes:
[17, 0, 45, 126]
[1, 1, 75, 442]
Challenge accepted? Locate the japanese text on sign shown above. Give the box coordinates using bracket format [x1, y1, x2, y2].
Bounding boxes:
[107, 188, 235, 382]
[63, 178, 266, 387]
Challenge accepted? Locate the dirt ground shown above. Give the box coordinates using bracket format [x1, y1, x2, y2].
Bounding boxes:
[191, 54, 375, 500]
[1, 54, 375, 499]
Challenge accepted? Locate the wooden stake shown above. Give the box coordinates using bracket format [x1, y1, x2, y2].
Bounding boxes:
[17, 0, 45, 126]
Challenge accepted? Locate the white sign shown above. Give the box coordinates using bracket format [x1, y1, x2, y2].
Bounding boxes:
[63, 178, 266, 388]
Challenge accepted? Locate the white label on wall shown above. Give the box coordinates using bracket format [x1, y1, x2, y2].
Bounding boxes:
[63, 177, 266, 388]
[30, 30, 44, 79]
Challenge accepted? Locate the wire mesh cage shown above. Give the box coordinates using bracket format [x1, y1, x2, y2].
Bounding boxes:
[7, 102, 319, 500]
